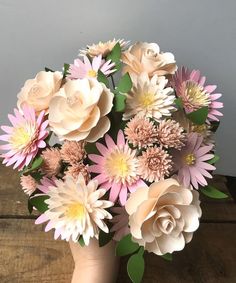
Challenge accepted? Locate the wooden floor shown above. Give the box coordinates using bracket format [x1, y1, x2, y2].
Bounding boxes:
[0, 165, 236, 283]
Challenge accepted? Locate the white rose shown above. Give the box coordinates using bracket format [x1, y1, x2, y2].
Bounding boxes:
[17, 71, 62, 113]
[49, 78, 114, 142]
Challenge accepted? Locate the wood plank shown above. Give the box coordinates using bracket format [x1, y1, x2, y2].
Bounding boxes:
[0, 220, 236, 283]
[1, 165, 235, 221]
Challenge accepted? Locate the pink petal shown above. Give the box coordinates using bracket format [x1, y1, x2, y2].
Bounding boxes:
[0, 135, 10, 142]
[8, 114, 19, 127]
[105, 134, 116, 149]
[119, 185, 128, 206]
[109, 182, 121, 203]
[88, 165, 103, 173]
[1, 126, 13, 134]
[35, 214, 49, 225]
[37, 140, 46, 148]
[88, 154, 104, 164]
[96, 142, 108, 156]
[205, 85, 217, 93]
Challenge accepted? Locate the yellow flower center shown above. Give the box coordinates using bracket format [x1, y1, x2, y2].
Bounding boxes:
[186, 82, 210, 108]
[66, 203, 85, 219]
[139, 93, 155, 108]
[10, 126, 33, 150]
[184, 153, 196, 165]
[192, 124, 207, 134]
[87, 70, 97, 78]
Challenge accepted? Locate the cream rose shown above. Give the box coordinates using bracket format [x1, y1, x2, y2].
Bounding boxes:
[17, 71, 62, 113]
[48, 78, 114, 142]
[125, 178, 201, 255]
[122, 42, 177, 77]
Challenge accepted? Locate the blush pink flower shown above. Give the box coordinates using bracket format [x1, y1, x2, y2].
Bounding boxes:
[20, 175, 37, 195]
[110, 207, 130, 241]
[38, 176, 57, 193]
[88, 130, 146, 205]
[171, 67, 223, 121]
[68, 55, 115, 80]
[0, 107, 48, 170]
[172, 133, 216, 189]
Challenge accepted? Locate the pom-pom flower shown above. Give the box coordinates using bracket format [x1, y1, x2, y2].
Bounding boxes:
[172, 133, 215, 189]
[123, 72, 175, 121]
[65, 163, 90, 184]
[125, 178, 202, 255]
[41, 148, 61, 176]
[88, 130, 146, 205]
[68, 55, 115, 80]
[124, 116, 157, 148]
[60, 140, 85, 164]
[35, 174, 113, 244]
[156, 119, 186, 149]
[20, 175, 37, 195]
[137, 146, 172, 182]
[0, 107, 48, 170]
[171, 67, 223, 121]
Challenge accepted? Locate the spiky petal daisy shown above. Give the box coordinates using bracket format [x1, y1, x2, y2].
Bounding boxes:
[172, 133, 216, 189]
[156, 119, 186, 149]
[80, 39, 129, 57]
[35, 174, 113, 245]
[123, 72, 175, 121]
[0, 107, 48, 170]
[88, 130, 146, 205]
[171, 67, 223, 121]
[138, 146, 173, 182]
[124, 116, 157, 148]
[68, 55, 115, 80]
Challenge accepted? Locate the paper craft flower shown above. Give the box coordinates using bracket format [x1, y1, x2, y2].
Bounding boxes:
[48, 78, 114, 142]
[68, 55, 115, 80]
[123, 72, 175, 121]
[137, 146, 172, 182]
[0, 107, 48, 170]
[38, 176, 57, 193]
[20, 175, 37, 195]
[171, 67, 223, 120]
[122, 42, 177, 77]
[88, 130, 146, 205]
[124, 116, 157, 148]
[35, 174, 113, 244]
[17, 71, 62, 114]
[125, 178, 202, 255]
[60, 140, 86, 164]
[172, 133, 215, 189]
[41, 148, 61, 176]
[80, 38, 128, 57]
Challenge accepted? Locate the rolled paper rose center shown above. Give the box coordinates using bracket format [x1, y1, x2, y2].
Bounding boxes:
[29, 85, 43, 97]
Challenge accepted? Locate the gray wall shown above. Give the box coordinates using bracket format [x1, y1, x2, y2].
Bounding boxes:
[0, 0, 235, 176]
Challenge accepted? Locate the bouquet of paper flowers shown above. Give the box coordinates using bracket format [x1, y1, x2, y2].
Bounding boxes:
[0, 39, 225, 283]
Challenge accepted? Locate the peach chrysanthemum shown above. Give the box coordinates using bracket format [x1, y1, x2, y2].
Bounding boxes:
[65, 163, 90, 184]
[41, 148, 61, 177]
[60, 141, 85, 165]
[156, 119, 186, 149]
[124, 116, 157, 149]
[20, 175, 37, 195]
[138, 146, 172, 182]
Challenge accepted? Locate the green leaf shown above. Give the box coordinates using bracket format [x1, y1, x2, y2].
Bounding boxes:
[201, 185, 228, 199]
[97, 70, 109, 88]
[28, 199, 33, 214]
[45, 67, 54, 72]
[29, 195, 49, 213]
[116, 234, 139, 256]
[85, 142, 99, 155]
[211, 121, 220, 133]
[207, 154, 220, 165]
[99, 230, 115, 247]
[78, 237, 85, 247]
[161, 253, 173, 261]
[187, 106, 208, 125]
[127, 252, 145, 283]
[63, 63, 70, 78]
[107, 42, 121, 63]
[174, 97, 183, 109]
[117, 73, 132, 93]
[22, 156, 44, 175]
[115, 94, 126, 112]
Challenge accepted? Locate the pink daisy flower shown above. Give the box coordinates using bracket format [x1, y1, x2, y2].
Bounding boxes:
[88, 130, 146, 205]
[172, 133, 216, 189]
[172, 67, 223, 121]
[68, 54, 116, 80]
[0, 106, 48, 170]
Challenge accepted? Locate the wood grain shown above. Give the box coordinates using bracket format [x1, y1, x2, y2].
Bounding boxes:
[0, 219, 235, 283]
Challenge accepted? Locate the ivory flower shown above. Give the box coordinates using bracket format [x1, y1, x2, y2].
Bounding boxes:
[49, 78, 114, 142]
[123, 72, 175, 121]
[35, 174, 113, 244]
[17, 71, 62, 113]
[125, 179, 202, 255]
[122, 42, 177, 77]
